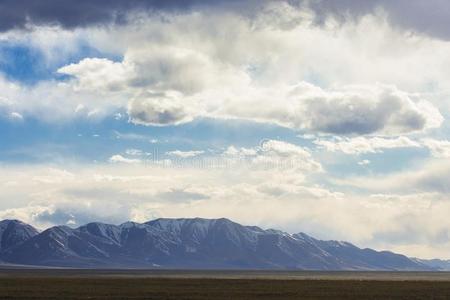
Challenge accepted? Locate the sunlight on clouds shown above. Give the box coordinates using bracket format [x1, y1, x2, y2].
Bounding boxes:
[0, 163, 449, 258]
[0, 6, 448, 131]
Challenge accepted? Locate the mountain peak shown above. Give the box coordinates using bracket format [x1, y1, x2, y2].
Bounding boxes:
[145, 217, 239, 232]
[147, 217, 234, 224]
[0, 219, 28, 226]
[0, 219, 39, 252]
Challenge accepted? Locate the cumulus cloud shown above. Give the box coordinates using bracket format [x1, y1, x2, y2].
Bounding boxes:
[1, 5, 449, 132]
[289, 83, 443, 135]
[58, 57, 133, 92]
[127, 92, 195, 126]
[57, 43, 248, 126]
[0, 73, 127, 122]
[314, 136, 421, 154]
[218, 83, 442, 135]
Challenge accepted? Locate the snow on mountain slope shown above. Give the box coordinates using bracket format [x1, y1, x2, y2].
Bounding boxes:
[0, 219, 39, 251]
[0, 218, 434, 270]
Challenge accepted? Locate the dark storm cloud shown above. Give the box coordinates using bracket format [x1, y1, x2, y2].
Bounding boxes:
[0, 0, 257, 31]
[305, 0, 450, 40]
[2, 0, 450, 40]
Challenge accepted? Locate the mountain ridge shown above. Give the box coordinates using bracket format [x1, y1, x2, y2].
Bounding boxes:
[0, 218, 436, 270]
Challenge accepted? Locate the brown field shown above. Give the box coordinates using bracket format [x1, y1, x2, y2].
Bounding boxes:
[1, 270, 450, 299]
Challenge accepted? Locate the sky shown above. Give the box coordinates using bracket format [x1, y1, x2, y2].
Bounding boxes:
[0, 0, 450, 259]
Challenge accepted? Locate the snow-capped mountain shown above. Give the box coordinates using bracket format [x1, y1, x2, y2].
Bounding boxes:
[0, 218, 433, 270]
[0, 219, 39, 252]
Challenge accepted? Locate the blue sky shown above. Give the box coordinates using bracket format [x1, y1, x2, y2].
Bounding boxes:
[1, 0, 450, 259]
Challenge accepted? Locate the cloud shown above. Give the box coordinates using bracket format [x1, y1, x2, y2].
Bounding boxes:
[218, 83, 442, 135]
[4, 0, 450, 44]
[56, 44, 248, 126]
[287, 83, 442, 135]
[358, 159, 371, 166]
[259, 139, 314, 159]
[422, 139, 450, 158]
[1, 6, 449, 132]
[114, 131, 159, 143]
[337, 159, 450, 194]
[0, 0, 259, 32]
[166, 150, 205, 158]
[314, 136, 421, 154]
[223, 146, 258, 157]
[109, 154, 141, 164]
[255, 139, 323, 172]
[2, 163, 450, 258]
[125, 149, 144, 156]
[0, 72, 127, 122]
[304, 0, 450, 41]
[9, 112, 23, 121]
[223, 139, 323, 173]
[57, 57, 132, 92]
[57, 45, 238, 95]
[127, 92, 195, 126]
[316, 137, 450, 159]
[156, 188, 209, 202]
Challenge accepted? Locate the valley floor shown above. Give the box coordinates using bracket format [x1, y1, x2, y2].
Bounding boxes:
[1, 270, 450, 299]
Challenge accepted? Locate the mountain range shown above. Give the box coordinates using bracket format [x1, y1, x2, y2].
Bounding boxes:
[0, 218, 444, 270]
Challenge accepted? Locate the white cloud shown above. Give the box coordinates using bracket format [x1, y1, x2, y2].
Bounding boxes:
[1, 163, 450, 258]
[0, 74, 126, 122]
[298, 133, 316, 140]
[109, 154, 142, 164]
[206, 82, 442, 135]
[422, 139, 450, 158]
[223, 140, 323, 173]
[223, 146, 258, 157]
[1, 6, 448, 133]
[113, 131, 159, 143]
[314, 136, 421, 154]
[256, 140, 323, 172]
[260, 139, 314, 159]
[166, 150, 205, 158]
[125, 149, 144, 156]
[9, 112, 23, 121]
[336, 159, 450, 194]
[58, 57, 133, 92]
[358, 159, 371, 166]
[293, 84, 442, 134]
